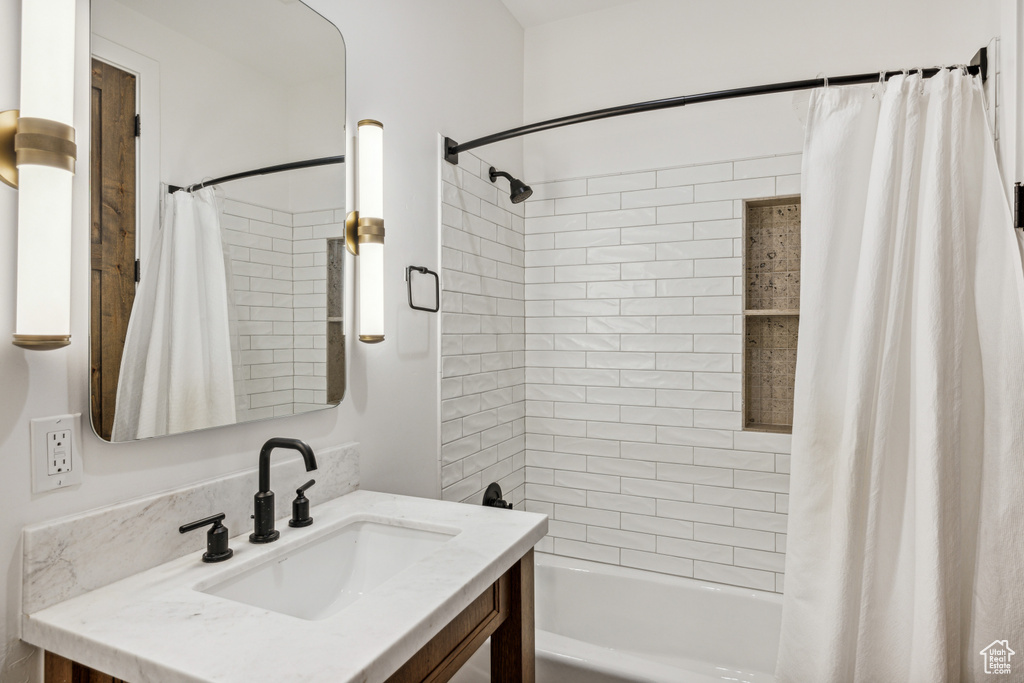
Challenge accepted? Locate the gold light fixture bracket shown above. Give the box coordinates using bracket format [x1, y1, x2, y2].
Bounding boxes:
[0, 109, 18, 189]
[345, 210, 359, 255]
[13, 334, 71, 350]
[15, 117, 77, 173]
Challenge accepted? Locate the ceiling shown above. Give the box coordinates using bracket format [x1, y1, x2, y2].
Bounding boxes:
[500, 0, 640, 28]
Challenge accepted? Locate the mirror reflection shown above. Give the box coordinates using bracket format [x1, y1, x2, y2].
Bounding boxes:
[89, 0, 346, 442]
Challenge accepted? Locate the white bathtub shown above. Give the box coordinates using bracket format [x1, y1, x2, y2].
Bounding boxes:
[451, 552, 781, 683]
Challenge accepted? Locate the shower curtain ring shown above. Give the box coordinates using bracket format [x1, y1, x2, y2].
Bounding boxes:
[816, 72, 828, 89]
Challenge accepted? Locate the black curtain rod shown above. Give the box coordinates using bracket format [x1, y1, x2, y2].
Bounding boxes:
[444, 48, 987, 164]
[167, 155, 345, 194]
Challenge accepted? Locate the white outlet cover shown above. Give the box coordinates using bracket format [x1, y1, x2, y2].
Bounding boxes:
[31, 413, 82, 493]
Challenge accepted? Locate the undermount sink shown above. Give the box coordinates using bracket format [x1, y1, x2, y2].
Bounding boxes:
[201, 519, 457, 620]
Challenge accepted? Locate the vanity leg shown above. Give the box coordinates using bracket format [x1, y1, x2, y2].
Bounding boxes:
[491, 548, 535, 683]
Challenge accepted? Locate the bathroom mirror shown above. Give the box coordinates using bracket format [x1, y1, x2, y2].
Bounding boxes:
[89, 0, 346, 442]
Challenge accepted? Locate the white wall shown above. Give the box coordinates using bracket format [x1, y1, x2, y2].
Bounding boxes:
[523, 0, 1006, 182]
[0, 0, 523, 679]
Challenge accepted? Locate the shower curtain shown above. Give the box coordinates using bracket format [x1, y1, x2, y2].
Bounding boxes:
[776, 70, 1024, 682]
[111, 188, 236, 440]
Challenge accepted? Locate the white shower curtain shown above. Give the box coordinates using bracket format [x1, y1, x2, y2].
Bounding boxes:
[111, 188, 236, 440]
[777, 70, 1024, 682]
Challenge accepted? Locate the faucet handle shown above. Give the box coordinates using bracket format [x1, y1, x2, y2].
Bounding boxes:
[289, 479, 316, 528]
[179, 513, 234, 563]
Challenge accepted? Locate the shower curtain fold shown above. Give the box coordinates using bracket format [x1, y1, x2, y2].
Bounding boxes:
[111, 188, 236, 441]
[776, 70, 1024, 683]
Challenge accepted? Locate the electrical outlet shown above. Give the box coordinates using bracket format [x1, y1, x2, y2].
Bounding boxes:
[31, 414, 82, 493]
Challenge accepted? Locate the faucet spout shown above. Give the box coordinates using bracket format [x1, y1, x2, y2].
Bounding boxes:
[251, 438, 318, 544]
[258, 437, 317, 493]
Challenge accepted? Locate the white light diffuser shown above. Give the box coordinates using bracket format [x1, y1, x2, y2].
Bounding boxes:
[14, 0, 77, 349]
[357, 120, 384, 343]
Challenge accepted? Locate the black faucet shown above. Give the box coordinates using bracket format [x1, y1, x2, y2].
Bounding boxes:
[250, 438, 318, 544]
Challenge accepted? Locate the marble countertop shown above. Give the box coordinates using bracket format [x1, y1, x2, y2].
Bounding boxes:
[22, 490, 548, 683]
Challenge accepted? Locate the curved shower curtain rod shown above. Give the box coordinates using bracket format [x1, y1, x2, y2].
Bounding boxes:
[443, 47, 988, 165]
[167, 155, 345, 194]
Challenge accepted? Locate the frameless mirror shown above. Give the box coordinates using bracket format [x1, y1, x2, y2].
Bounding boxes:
[89, 0, 346, 442]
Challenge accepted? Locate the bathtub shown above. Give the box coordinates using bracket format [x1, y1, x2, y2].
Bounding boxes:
[450, 552, 782, 683]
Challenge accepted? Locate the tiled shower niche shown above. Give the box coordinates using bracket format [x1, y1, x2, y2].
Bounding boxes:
[744, 197, 800, 433]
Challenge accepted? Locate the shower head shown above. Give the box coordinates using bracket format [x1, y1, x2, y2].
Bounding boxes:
[489, 166, 533, 204]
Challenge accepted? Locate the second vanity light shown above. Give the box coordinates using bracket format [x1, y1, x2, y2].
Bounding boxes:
[346, 119, 385, 344]
[2, 0, 78, 350]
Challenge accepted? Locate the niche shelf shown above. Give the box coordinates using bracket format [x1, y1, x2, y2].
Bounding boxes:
[743, 196, 801, 434]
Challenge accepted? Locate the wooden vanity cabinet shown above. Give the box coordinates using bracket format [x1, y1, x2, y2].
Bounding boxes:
[44, 550, 535, 683]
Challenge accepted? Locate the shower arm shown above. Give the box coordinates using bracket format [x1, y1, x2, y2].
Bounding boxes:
[443, 47, 987, 165]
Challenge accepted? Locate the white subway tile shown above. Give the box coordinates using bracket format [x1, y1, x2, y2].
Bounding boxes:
[658, 201, 733, 224]
[587, 316, 657, 334]
[549, 519, 588, 541]
[553, 333, 619, 351]
[555, 503, 620, 528]
[554, 470, 620, 493]
[588, 421, 657, 443]
[620, 297, 693, 316]
[548, 437, 617, 460]
[657, 163, 732, 187]
[555, 264, 620, 282]
[621, 406, 693, 427]
[527, 483, 588, 506]
[657, 238, 734, 260]
[622, 185, 694, 209]
[588, 526, 656, 552]
[734, 470, 790, 493]
[621, 442, 693, 464]
[776, 174, 801, 195]
[695, 177, 775, 202]
[554, 402, 620, 422]
[621, 550, 694, 577]
[733, 154, 801, 179]
[528, 248, 586, 267]
[587, 207, 657, 230]
[552, 368, 620, 387]
[555, 228, 620, 249]
[693, 523, 775, 551]
[621, 477, 694, 502]
[553, 300, 619, 318]
[588, 244, 658, 263]
[527, 450, 588, 471]
[556, 193, 620, 215]
[588, 490, 656, 515]
[735, 509, 789, 533]
[620, 223, 694, 244]
[657, 499, 733, 525]
[587, 280, 656, 299]
[620, 259, 695, 280]
[526, 213, 587, 234]
[733, 430, 792, 453]
[658, 536, 733, 564]
[657, 463, 733, 487]
[620, 369, 693, 389]
[693, 219, 742, 241]
[530, 179, 588, 201]
[694, 485, 775, 512]
[553, 538, 620, 564]
[588, 171, 656, 194]
[621, 513, 694, 539]
[734, 548, 786, 572]
[693, 561, 775, 591]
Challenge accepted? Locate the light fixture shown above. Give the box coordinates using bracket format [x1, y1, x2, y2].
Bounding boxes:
[345, 119, 385, 344]
[1, 0, 78, 350]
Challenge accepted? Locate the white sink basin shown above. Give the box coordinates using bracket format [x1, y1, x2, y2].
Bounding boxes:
[202, 519, 457, 620]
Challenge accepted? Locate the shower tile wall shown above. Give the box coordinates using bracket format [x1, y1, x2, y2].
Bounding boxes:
[439, 151, 527, 508]
[221, 199, 341, 420]
[523, 154, 800, 593]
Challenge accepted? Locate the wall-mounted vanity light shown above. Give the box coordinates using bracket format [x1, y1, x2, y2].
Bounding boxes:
[1, 0, 78, 350]
[345, 119, 385, 344]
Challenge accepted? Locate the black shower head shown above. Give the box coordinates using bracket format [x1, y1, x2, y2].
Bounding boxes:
[489, 166, 533, 204]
